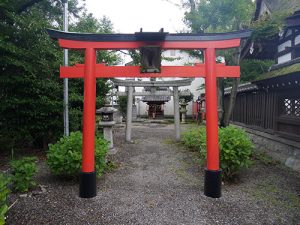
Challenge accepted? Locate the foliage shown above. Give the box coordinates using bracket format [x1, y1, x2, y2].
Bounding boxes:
[117, 96, 128, 117]
[182, 125, 253, 180]
[105, 160, 119, 173]
[0, 173, 10, 225]
[10, 157, 37, 192]
[127, 50, 141, 65]
[251, 11, 293, 41]
[240, 59, 274, 82]
[47, 131, 108, 177]
[184, 0, 255, 33]
[182, 126, 206, 150]
[224, 59, 274, 87]
[0, 1, 119, 151]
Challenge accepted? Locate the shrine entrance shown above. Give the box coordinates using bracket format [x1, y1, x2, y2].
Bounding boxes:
[148, 104, 163, 118]
[114, 78, 192, 142]
[47, 28, 251, 199]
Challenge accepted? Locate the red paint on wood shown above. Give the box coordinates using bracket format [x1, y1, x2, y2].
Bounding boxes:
[60, 64, 240, 78]
[205, 48, 219, 171]
[82, 48, 96, 173]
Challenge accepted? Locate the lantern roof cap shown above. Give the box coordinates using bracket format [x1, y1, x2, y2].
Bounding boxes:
[96, 107, 117, 114]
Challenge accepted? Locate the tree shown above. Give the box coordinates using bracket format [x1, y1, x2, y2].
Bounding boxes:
[184, 0, 255, 126]
[0, 1, 119, 151]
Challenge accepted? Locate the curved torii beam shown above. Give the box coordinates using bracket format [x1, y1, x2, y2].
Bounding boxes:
[47, 28, 251, 199]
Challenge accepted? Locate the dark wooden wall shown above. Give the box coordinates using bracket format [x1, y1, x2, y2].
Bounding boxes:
[225, 87, 300, 141]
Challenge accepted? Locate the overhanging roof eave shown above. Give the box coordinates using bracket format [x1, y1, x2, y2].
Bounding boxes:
[46, 29, 252, 42]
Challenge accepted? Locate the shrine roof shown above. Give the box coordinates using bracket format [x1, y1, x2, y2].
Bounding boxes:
[255, 59, 300, 82]
[142, 95, 171, 103]
[47, 29, 251, 42]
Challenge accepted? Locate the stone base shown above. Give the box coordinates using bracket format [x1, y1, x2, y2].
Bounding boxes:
[79, 171, 96, 198]
[234, 124, 300, 172]
[108, 148, 118, 155]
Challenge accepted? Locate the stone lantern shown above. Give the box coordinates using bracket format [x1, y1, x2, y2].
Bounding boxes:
[97, 107, 117, 150]
[179, 99, 188, 124]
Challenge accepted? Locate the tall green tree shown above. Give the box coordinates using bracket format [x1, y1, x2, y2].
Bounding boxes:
[0, 0, 119, 151]
[184, 0, 255, 126]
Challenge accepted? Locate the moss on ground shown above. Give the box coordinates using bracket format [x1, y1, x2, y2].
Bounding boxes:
[252, 151, 280, 166]
[245, 178, 300, 216]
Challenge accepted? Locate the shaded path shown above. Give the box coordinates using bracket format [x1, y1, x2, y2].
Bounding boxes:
[7, 123, 300, 225]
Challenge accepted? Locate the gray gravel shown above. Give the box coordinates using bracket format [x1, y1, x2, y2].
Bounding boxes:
[6, 123, 300, 225]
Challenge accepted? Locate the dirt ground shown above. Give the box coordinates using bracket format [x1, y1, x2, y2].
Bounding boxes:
[5, 123, 300, 225]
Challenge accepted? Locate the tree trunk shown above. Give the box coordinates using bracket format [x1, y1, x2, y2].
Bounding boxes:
[223, 47, 241, 126]
[223, 77, 240, 126]
[218, 78, 225, 127]
[217, 78, 225, 126]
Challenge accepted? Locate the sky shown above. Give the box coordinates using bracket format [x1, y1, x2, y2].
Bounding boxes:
[84, 0, 188, 33]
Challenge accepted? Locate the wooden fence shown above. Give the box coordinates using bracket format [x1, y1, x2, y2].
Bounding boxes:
[224, 87, 300, 141]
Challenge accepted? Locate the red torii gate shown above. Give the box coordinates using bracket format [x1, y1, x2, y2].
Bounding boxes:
[47, 29, 251, 199]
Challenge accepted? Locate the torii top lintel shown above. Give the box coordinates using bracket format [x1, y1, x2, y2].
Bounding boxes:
[47, 29, 251, 50]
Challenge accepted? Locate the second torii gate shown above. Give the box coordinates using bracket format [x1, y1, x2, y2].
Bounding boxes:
[113, 78, 193, 142]
[47, 29, 251, 199]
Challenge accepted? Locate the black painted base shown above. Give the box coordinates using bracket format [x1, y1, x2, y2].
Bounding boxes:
[79, 171, 96, 198]
[204, 169, 222, 198]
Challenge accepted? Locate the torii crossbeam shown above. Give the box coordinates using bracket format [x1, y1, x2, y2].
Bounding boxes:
[47, 29, 251, 199]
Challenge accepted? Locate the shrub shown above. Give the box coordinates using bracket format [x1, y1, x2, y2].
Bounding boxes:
[10, 157, 37, 193]
[0, 173, 10, 225]
[182, 125, 253, 180]
[182, 126, 206, 150]
[47, 131, 108, 177]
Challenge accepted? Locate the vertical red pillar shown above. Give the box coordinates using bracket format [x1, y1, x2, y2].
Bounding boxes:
[80, 48, 97, 198]
[204, 48, 222, 198]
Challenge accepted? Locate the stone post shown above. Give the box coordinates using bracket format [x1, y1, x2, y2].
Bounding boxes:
[126, 86, 133, 142]
[180, 100, 188, 124]
[173, 86, 180, 141]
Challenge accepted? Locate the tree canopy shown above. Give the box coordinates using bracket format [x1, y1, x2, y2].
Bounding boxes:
[0, 0, 120, 151]
[184, 0, 255, 33]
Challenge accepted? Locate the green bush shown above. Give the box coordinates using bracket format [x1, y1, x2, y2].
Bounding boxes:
[182, 126, 206, 150]
[10, 157, 37, 193]
[182, 125, 253, 180]
[47, 131, 108, 177]
[0, 173, 10, 225]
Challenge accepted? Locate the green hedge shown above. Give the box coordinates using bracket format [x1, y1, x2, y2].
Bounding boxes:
[0, 173, 10, 225]
[10, 157, 37, 192]
[182, 125, 253, 180]
[47, 132, 108, 177]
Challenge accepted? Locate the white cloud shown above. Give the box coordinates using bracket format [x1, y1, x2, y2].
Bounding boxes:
[84, 0, 187, 33]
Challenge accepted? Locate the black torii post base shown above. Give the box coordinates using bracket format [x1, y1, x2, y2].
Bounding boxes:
[79, 171, 96, 198]
[204, 169, 222, 198]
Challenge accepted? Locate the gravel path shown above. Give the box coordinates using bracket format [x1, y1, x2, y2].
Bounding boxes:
[6, 123, 300, 225]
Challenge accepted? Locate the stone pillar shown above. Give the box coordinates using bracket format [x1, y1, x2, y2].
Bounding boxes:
[180, 102, 188, 124]
[126, 86, 133, 142]
[173, 86, 180, 141]
[99, 121, 116, 150]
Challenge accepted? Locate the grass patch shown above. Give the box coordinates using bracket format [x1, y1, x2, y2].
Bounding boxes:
[247, 179, 300, 212]
[105, 160, 119, 173]
[252, 151, 280, 166]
